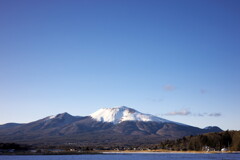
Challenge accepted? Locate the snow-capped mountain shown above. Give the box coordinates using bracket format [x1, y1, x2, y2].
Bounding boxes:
[90, 106, 171, 124]
[0, 106, 222, 146]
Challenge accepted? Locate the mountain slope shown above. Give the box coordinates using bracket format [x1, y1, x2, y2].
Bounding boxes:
[0, 123, 23, 129]
[0, 106, 223, 146]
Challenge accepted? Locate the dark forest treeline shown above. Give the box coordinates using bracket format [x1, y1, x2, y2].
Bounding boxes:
[0, 143, 31, 150]
[154, 130, 240, 151]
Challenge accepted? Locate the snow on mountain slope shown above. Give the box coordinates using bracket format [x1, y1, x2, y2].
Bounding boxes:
[45, 112, 71, 120]
[90, 106, 172, 124]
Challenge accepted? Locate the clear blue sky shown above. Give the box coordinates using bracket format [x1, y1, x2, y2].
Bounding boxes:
[0, 0, 240, 130]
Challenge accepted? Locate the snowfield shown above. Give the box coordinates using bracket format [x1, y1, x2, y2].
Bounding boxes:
[90, 106, 172, 124]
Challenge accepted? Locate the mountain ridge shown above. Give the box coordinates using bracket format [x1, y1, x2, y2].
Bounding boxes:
[0, 106, 223, 145]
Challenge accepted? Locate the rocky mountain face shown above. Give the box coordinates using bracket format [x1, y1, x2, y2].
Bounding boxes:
[0, 106, 222, 146]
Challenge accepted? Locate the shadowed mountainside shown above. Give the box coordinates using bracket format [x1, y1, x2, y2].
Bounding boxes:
[0, 113, 222, 146]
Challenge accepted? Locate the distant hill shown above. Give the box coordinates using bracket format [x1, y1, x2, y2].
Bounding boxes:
[0, 106, 222, 146]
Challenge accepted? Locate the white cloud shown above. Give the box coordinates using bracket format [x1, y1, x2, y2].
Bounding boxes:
[163, 85, 176, 91]
[200, 89, 207, 94]
[165, 109, 191, 116]
[208, 113, 221, 117]
[163, 109, 222, 117]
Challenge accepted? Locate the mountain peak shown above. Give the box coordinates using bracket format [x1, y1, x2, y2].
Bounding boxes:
[90, 106, 171, 124]
[47, 112, 72, 120]
[109, 106, 137, 113]
[203, 126, 223, 132]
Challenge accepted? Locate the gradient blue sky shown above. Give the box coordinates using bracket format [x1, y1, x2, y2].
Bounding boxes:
[0, 0, 240, 130]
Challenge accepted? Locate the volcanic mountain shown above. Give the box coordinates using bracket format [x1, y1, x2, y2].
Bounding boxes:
[0, 106, 222, 146]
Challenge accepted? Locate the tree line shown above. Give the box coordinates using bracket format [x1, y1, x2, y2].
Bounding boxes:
[154, 130, 240, 151]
